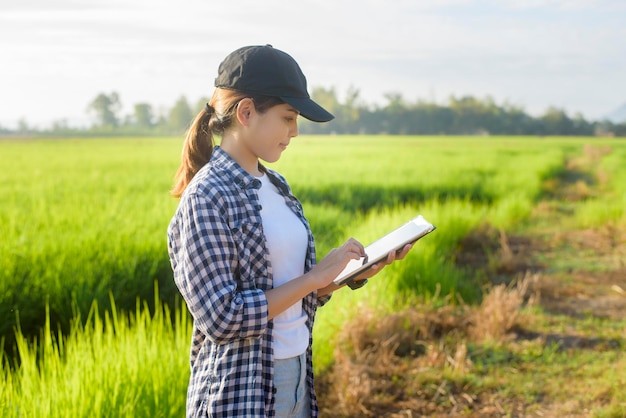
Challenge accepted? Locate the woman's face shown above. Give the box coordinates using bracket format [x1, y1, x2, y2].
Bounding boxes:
[245, 103, 300, 164]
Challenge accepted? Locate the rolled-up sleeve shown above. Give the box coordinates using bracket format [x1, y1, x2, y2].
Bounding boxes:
[168, 193, 268, 344]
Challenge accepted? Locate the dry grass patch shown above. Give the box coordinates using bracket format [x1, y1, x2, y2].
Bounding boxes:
[468, 273, 539, 343]
[454, 224, 541, 284]
[549, 223, 626, 257]
[317, 276, 535, 417]
[531, 224, 626, 320]
[542, 144, 613, 202]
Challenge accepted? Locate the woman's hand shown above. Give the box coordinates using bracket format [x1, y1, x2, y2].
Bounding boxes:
[316, 243, 415, 297]
[308, 238, 366, 289]
[350, 242, 414, 283]
[266, 238, 365, 319]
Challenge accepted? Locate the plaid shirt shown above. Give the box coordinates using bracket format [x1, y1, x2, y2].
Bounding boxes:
[168, 146, 329, 417]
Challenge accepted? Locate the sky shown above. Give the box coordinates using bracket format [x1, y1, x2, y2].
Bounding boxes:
[1, 0, 625, 128]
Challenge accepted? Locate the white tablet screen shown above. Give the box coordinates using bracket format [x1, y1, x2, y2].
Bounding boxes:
[333, 215, 436, 286]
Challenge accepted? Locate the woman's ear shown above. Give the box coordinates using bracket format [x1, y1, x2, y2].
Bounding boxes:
[235, 98, 255, 126]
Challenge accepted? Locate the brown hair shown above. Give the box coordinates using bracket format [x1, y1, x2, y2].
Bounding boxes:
[171, 88, 283, 198]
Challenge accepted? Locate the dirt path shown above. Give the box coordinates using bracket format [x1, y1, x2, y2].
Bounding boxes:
[530, 227, 626, 321]
[458, 143, 626, 321]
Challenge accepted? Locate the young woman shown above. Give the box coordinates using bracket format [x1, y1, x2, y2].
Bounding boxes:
[167, 44, 412, 418]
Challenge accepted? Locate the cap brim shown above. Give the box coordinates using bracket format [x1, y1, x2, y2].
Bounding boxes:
[280, 96, 334, 122]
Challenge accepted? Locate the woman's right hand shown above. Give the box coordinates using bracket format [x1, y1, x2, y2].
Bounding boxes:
[308, 238, 366, 289]
[266, 238, 366, 319]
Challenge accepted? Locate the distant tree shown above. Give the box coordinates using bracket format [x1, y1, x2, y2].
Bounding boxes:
[133, 103, 154, 129]
[17, 118, 30, 135]
[448, 95, 492, 134]
[305, 86, 364, 134]
[51, 119, 69, 130]
[571, 112, 594, 136]
[87, 92, 121, 128]
[154, 112, 168, 130]
[381, 92, 409, 134]
[412, 101, 453, 134]
[594, 120, 617, 137]
[303, 87, 341, 134]
[499, 102, 531, 135]
[540, 107, 574, 136]
[169, 96, 193, 131]
[614, 122, 626, 137]
[311, 86, 340, 115]
[337, 86, 364, 134]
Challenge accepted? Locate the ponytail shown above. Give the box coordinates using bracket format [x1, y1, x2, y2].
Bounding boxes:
[170, 88, 285, 198]
[170, 106, 215, 198]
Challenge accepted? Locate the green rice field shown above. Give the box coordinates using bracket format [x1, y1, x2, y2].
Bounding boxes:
[1, 136, 625, 417]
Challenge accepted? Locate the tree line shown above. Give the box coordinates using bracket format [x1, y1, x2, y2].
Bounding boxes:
[3, 88, 625, 137]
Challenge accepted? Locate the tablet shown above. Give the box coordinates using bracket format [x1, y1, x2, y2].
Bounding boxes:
[333, 215, 436, 286]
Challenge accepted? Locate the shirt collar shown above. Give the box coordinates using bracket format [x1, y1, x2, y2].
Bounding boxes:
[212, 146, 262, 190]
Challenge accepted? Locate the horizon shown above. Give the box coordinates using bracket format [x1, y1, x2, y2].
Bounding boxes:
[1, 0, 625, 129]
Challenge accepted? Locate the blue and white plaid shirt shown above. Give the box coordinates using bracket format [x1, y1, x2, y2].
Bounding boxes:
[168, 146, 329, 417]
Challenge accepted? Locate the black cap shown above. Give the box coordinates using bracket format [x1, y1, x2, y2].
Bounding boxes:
[214, 45, 334, 122]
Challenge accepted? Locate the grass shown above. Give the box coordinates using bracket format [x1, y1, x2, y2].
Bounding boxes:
[1, 291, 190, 417]
[0, 138, 181, 347]
[1, 135, 626, 417]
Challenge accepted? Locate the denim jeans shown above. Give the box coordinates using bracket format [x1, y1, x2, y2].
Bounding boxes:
[274, 352, 310, 418]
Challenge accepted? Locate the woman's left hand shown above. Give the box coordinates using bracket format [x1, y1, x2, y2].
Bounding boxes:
[350, 242, 414, 283]
[317, 243, 415, 297]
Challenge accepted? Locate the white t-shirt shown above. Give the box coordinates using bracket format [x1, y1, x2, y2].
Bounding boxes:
[258, 173, 309, 359]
